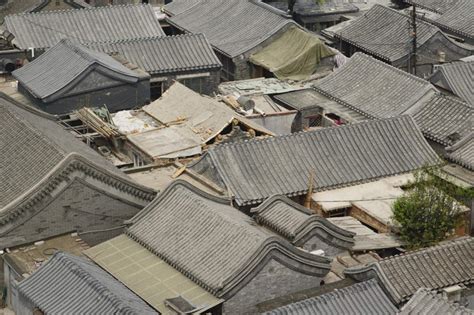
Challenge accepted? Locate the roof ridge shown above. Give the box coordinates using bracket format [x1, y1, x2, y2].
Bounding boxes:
[87, 33, 207, 45]
[370, 3, 441, 29]
[7, 2, 151, 17]
[211, 115, 416, 151]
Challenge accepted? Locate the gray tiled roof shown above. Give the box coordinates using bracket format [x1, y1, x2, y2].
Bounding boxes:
[333, 5, 441, 62]
[251, 195, 355, 249]
[166, 0, 296, 57]
[446, 132, 473, 171]
[313, 53, 435, 119]
[13, 38, 142, 100]
[432, 61, 474, 106]
[399, 288, 474, 315]
[87, 34, 222, 75]
[429, 0, 474, 40]
[0, 0, 90, 23]
[17, 252, 157, 315]
[412, 94, 473, 146]
[264, 279, 397, 315]
[5, 4, 164, 49]
[0, 92, 137, 211]
[189, 115, 440, 206]
[404, 0, 458, 14]
[126, 180, 332, 298]
[345, 237, 474, 303]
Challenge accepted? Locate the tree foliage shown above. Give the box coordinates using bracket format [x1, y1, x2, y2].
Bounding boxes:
[392, 167, 467, 249]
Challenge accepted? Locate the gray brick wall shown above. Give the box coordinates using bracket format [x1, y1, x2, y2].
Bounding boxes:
[222, 259, 322, 314]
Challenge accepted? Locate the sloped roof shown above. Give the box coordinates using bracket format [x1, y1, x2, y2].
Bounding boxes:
[249, 25, 335, 80]
[85, 235, 223, 315]
[5, 4, 164, 49]
[0, 0, 90, 23]
[399, 288, 474, 315]
[431, 61, 474, 105]
[0, 92, 153, 218]
[143, 82, 274, 142]
[446, 132, 473, 171]
[412, 94, 473, 146]
[428, 0, 474, 40]
[313, 53, 435, 119]
[251, 195, 355, 249]
[264, 279, 397, 315]
[345, 237, 474, 303]
[189, 115, 440, 206]
[166, 0, 296, 57]
[87, 34, 222, 75]
[404, 0, 459, 14]
[126, 180, 332, 298]
[332, 5, 442, 62]
[13, 38, 142, 101]
[17, 252, 157, 315]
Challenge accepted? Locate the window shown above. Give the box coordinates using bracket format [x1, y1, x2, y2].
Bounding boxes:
[179, 77, 204, 94]
[150, 81, 163, 101]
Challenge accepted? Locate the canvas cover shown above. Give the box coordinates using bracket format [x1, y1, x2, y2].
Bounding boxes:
[250, 26, 335, 80]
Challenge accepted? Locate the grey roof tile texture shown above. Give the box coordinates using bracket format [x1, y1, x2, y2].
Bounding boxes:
[345, 237, 474, 303]
[251, 195, 355, 249]
[190, 115, 440, 206]
[412, 94, 473, 146]
[264, 279, 398, 315]
[404, 0, 459, 13]
[17, 252, 157, 315]
[333, 5, 441, 62]
[399, 288, 474, 315]
[429, 0, 474, 39]
[5, 4, 164, 49]
[313, 53, 435, 119]
[126, 181, 331, 297]
[446, 132, 473, 171]
[433, 61, 474, 106]
[88, 34, 222, 75]
[0, 92, 130, 210]
[13, 38, 141, 100]
[166, 0, 296, 57]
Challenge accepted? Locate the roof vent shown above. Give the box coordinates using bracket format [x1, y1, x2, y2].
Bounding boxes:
[164, 296, 198, 314]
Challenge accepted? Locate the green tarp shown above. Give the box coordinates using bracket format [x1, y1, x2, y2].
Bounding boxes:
[250, 26, 335, 80]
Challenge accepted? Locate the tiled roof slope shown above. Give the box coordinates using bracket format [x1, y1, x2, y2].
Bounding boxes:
[412, 94, 473, 146]
[166, 0, 296, 57]
[429, 0, 474, 40]
[251, 195, 355, 249]
[4, 4, 164, 49]
[126, 180, 332, 298]
[333, 5, 441, 62]
[264, 279, 397, 315]
[88, 34, 222, 75]
[0, 0, 90, 23]
[313, 53, 435, 119]
[17, 252, 157, 315]
[189, 115, 440, 206]
[345, 237, 474, 303]
[404, 0, 459, 13]
[0, 92, 148, 212]
[13, 38, 142, 100]
[446, 132, 473, 171]
[399, 288, 474, 315]
[432, 61, 474, 106]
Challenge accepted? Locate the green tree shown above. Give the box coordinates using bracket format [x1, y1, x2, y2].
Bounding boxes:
[392, 167, 465, 249]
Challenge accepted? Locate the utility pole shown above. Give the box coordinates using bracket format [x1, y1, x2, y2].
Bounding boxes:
[411, 4, 417, 75]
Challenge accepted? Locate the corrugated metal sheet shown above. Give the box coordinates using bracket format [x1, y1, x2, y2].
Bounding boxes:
[412, 94, 472, 146]
[5, 4, 164, 49]
[85, 235, 223, 315]
[313, 53, 435, 119]
[264, 279, 397, 315]
[88, 34, 221, 75]
[13, 38, 141, 100]
[166, 0, 296, 57]
[345, 237, 474, 303]
[17, 252, 157, 314]
[190, 115, 440, 206]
